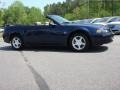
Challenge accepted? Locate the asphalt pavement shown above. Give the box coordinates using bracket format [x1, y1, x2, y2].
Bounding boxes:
[0, 36, 120, 90]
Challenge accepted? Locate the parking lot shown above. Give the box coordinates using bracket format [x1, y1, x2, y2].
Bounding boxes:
[0, 36, 120, 90]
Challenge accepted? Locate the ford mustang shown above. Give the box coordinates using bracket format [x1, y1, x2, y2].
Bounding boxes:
[3, 15, 113, 51]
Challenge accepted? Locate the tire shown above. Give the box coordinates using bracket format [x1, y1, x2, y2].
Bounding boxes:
[69, 33, 90, 52]
[11, 36, 24, 50]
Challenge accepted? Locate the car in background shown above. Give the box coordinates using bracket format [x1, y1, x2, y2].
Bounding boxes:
[3, 15, 113, 52]
[74, 19, 93, 24]
[73, 18, 102, 24]
[108, 22, 120, 35]
[90, 18, 101, 23]
[93, 16, 120, 25]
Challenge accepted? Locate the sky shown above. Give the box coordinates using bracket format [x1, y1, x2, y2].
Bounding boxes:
[0, 0, 66, 11]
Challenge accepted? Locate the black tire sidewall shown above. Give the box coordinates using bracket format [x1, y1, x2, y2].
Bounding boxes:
[69, 33, 89, 52]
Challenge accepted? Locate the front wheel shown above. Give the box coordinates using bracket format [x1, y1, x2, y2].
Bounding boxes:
[69, 33, 89, 52]
[11, 36, 23, 50]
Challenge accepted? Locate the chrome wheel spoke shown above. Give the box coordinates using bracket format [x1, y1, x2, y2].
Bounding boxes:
[12, 37, 21, 49]
[72, 35, 86, 50]
[81, 41, 85, 46]
[79, 37, 83, 41]
[77, 45, 81, 49]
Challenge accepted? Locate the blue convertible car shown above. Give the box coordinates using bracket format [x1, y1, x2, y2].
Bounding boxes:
[3, 15, 113, 51]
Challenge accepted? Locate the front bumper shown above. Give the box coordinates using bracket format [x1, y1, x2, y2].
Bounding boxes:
[91, 33, 114, 45]
[112, 30, 120, 35]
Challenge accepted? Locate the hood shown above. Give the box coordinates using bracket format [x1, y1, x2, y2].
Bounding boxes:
[65, 23, 105, 29]
[93, 22, 107, 25]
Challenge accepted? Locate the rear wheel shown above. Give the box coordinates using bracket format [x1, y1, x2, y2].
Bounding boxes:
[11, 36, 23, 50]
[69, 33, 89, 52]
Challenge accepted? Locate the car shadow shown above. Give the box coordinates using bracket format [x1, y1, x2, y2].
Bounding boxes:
[0, 45, 108, 53]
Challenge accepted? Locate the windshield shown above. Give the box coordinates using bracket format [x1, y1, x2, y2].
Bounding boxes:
[49, 15, 70, 24]
[109, 17, 120, 22]
[115, 18, 120, 21]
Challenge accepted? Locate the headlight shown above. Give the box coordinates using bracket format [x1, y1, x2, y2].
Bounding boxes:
[96, 29, 109, 34]
[102, 30, 109, 33]
[96, 30, 102, 33]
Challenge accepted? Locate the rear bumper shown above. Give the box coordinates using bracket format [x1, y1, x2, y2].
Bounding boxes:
[2, 33, 10, 43]
[91, 34, 113, 45]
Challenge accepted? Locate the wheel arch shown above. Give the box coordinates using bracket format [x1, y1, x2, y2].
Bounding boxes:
[9, 32, 22, 42]
[67, 30, 92, 46]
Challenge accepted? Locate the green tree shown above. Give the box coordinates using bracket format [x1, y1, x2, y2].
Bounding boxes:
[73, 6, 89, 19]
[65, 13, 74, 20]
[4, 1, 28, 25]
[28, 7, 44, 23]
[98, 9, 111, 17]
[44, 0, 120, 19]
[3, 1, 44, 25]
[0, 9, 4, 27]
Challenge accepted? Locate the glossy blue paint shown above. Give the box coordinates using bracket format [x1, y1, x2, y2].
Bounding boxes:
[3, 15, 113, 47]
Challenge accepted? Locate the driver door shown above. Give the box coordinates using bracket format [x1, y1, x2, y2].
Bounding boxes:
[36, 24, 65, 45]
